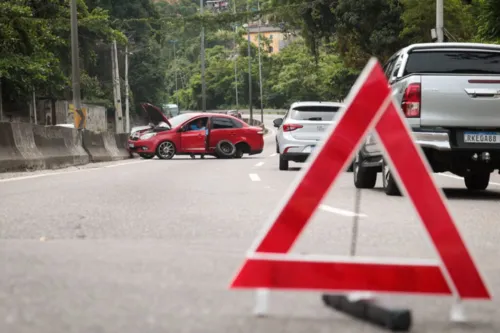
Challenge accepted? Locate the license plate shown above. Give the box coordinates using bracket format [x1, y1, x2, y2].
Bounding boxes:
[464, 132, 500, 143]
[129, 143, 135, 148]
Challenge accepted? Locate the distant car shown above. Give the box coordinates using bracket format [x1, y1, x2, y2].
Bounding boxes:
[128, 107, 264, 159]
[274, 101, 345, 170]
[226, 110, 242, 119]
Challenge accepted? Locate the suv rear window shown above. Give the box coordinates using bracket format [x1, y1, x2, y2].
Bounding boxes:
[290, 105, 340, 121]
[404, 50, 500, 75]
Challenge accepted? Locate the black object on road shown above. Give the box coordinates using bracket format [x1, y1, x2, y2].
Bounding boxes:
[321, 294, 412, 332]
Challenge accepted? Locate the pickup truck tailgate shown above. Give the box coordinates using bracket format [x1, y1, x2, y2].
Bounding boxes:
[420, 76, 500, 128]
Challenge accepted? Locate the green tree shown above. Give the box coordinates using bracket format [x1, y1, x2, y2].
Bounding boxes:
[400, 0, 476, 43]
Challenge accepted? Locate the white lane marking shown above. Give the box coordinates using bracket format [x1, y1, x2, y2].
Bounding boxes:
[319, 204, 367, 217]
[249, 173, 261, 182]
[0, 160, 150, 183]
[104, 160, 149, 168]
[255, 162, 265, 167]
[438, 173, 500, 186]
[269, 153, 277, 157]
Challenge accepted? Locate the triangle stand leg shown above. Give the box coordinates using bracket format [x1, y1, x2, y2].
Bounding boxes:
[321, 187, 413, 332]
[450, 299, 467, 323]
[253, 288, 270, 317]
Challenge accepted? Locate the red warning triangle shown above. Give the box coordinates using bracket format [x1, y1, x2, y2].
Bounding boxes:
[230, 58, 491, 300]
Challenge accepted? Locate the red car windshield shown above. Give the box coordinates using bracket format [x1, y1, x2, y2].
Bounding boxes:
[166, 113, 196, 128]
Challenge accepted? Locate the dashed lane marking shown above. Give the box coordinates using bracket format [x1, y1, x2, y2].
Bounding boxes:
[255, 162, 265, 167]
[319, 204, 367, 217]
[249, 173, 261, 182]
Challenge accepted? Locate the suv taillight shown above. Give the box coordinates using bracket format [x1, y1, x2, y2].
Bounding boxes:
[283, 124, 303, 132]
[401, 83, 421, 118]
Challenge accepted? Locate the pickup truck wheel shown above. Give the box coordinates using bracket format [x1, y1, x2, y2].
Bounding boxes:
[464, 172, 490, 191]
[353, 152, 377, 188]
[346, 161, 354, 172]
[279, 154, 289, 171]
[382, 160, 401, 196]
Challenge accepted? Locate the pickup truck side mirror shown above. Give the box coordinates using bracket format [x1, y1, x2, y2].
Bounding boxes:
[273, 118, 283, 128]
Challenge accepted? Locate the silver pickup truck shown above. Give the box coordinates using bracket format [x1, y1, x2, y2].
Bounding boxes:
[353, 42, 500, 195]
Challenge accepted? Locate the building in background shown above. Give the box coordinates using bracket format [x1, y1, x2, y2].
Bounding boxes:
[246, 24, 299, 55]
[205, 0, 229, 12]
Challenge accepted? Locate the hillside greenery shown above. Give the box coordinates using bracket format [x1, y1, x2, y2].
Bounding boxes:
[1, 0, 500, 114]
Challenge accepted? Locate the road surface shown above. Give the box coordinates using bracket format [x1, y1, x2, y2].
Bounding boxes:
[1, 114, 499, 333]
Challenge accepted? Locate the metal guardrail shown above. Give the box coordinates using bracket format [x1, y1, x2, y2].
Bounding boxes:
[180, 109, 287, 115]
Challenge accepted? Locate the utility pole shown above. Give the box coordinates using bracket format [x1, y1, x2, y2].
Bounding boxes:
[257, 0, 264, 123]
[124, 45, 130, 133]
[246, 1, 253, 122]
[70, 0, 83, 128]
[200, 0, 207, 111]
[111, 40, 124, 133]
[0, 80, 4, 122]
[436, 0, 444, 42]
[173, 41, 179, 107]
[233, 0, 239, 110]
[32, 89, 37, 124]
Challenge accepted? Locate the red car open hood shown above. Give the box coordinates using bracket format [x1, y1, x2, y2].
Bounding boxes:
[140, 103, 171, 127]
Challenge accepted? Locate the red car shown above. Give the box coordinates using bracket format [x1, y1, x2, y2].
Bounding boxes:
[128, 105, 264, 159]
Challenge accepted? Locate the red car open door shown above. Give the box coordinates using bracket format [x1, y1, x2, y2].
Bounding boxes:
[180, 116, 209, 153]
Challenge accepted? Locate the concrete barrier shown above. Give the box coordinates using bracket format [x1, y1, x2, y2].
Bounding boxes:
[0, 122, 45, 172]
[82, 130, 132, 162]
[33, 125, 89, 169]
[82, 130, 112, 162]
[0, 123, 133, 173]
[103, 132, 130, 160]
[115, 133, 133, 158]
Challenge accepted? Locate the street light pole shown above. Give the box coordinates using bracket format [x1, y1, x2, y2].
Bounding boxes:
[112, 40, 124, 133]
[436, 0, 444, 42]
[70, 0, 83, 126]
[125, 45, 130, 133]
[0, 80, 3, 122]
[246, 1, 253, 122]
[257, 0, 264, 123]
[173, 41, 179, 107]
[200, 0, 207, 111]
[233, 0, 239, 110]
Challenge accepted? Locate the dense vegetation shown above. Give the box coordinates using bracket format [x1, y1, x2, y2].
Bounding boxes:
[1, 0, 500, 115]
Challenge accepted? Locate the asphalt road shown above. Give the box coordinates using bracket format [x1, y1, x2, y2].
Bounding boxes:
[1, 114, 500, 333]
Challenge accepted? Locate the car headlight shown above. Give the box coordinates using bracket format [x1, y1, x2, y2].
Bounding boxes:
[140, 132, 157, 140]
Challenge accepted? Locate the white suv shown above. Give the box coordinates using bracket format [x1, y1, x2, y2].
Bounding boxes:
[274, 101, 344, 170]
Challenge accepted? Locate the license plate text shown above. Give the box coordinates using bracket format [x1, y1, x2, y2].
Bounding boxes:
[464, 132, 500, 144]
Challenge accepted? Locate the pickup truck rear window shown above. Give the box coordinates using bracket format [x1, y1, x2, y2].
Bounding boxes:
[290, 106, 340, 121]
[404, 51, 500, 75]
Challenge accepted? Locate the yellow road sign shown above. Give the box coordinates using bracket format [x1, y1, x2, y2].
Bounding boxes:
[70, 103, 87, 129]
